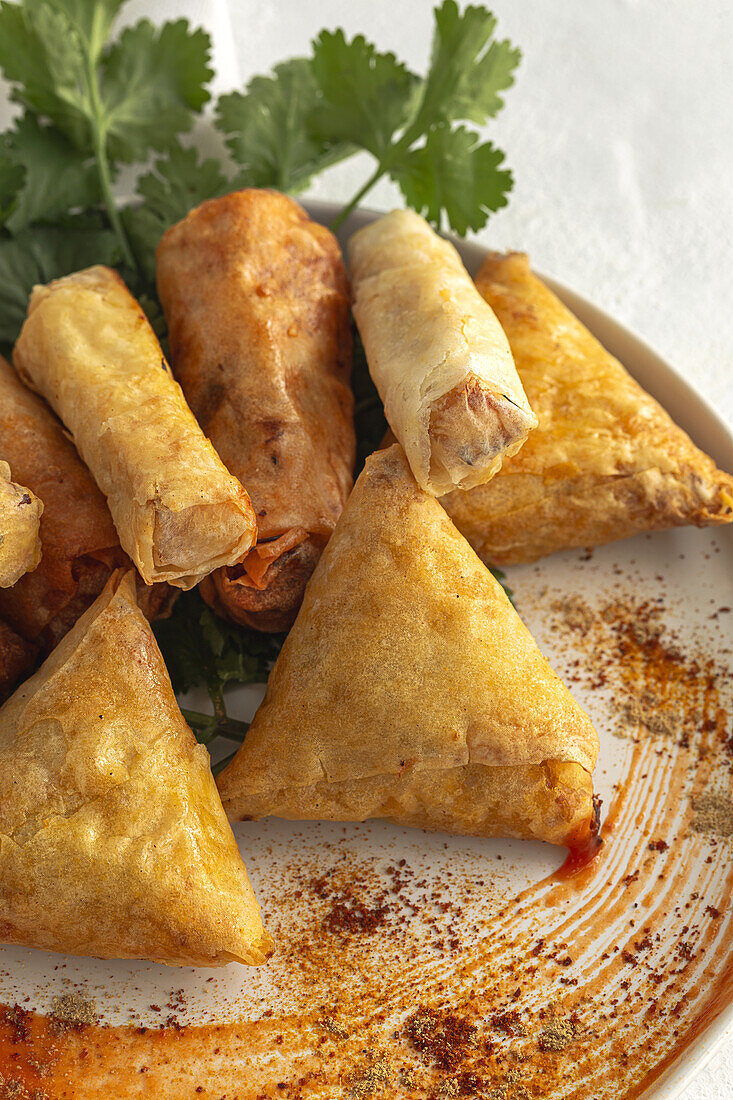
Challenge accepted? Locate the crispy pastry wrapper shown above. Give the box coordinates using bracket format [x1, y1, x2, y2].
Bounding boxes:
[0, 458, 42, 587]
[157, 189, 354, 631]
[0, 356, 172, 661]
[13, 266, 257, 589]
[219, 445, 599, 850]
[0, 572, 273, 966]
[442, 253, 733, 563]
[349, 210, 537, 497]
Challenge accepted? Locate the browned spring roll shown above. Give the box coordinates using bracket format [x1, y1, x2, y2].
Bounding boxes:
[157, 189, 355, 632]
[0, 356, 172, 689]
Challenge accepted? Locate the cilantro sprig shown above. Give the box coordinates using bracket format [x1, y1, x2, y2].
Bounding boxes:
[0, 0, 520, 745]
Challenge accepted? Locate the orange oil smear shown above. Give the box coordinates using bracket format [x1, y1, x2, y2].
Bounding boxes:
[2, 580, 733, 1098]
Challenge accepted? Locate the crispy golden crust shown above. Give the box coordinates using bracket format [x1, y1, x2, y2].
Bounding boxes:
[157, 189, 354, 631]
[0, 458, 42, 587]
[441, 253, 733, 564]
[349, 210, 536, 496]
[0, 572, 273, 966]
[219, 445, 598, 848]
[14, 266, 257, 589]
[0, 620, 37, 703]
[0, 357, 171, 653]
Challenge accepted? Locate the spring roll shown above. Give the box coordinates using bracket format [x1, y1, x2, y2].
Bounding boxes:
[442, 253, 733, 563]
[0, 571, 273, 965]
[219, 445, 599, 851]
[0, 459, 43, 587]
[13, 266, 258, 590]
[156, 189, 354, 632]
[0, 356, 171, 666]
[349, 210, 537, 497]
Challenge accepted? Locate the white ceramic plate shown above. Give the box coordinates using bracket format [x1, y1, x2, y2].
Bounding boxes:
[1, 202, 731, 1099]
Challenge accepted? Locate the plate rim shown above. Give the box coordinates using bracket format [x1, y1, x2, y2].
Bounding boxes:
[305, 197, 733, 1100]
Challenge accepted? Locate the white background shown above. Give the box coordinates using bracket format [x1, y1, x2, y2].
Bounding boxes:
[2, 1, 732, 1094]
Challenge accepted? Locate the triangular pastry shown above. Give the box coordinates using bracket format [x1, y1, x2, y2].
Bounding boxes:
[219, 445, 599, 849]
[442, 252, 733, 564]
[0, 458, 43, 587]
[0, 572, 273, 966]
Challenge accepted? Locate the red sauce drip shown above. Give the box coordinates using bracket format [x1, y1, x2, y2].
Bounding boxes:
[554, 834, 604, 881]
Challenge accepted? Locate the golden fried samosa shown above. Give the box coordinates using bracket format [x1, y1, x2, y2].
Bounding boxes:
[14, 266, 257, 590]
[0, 572, 273, 966]
[0, 459, 42, 587]
[442, 253, 733, 563]
[218, 445, 599, 850]
[349, 211, 536, 496]
[157, 189, 354, 632]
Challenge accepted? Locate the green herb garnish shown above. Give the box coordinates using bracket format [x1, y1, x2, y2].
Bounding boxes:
[0, 0, 521, 747]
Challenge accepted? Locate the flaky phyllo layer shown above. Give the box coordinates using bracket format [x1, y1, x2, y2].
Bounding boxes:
[219, 445, 599, 849]
[442, 252, 733, 563]
[350, 211, 537, 497]
[0, 572, 272, 966]
[14, 266, 257, 589]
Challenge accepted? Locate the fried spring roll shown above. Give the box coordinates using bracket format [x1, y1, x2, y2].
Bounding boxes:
[0, 355, 172, 670]
[156, 189, 354, 632]
[0, 459, 43, 587]
[14, 266, 257, 590]
[349, 210, 537, 497]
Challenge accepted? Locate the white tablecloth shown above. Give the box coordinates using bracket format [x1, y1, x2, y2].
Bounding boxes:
[2, 1, 732, 1093]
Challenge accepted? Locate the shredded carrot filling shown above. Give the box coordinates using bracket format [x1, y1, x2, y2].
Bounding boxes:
[236, 528, 309, 590]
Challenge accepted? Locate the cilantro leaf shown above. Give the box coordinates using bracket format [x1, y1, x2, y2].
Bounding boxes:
[310, 32, 418, 160]
[352, 323, 387, 474]
[123, 142, 229, 283]
[489, 565, 515, 607]
[217, 57, 353, 192]
[153, 589, 284, 701]
[394, 124, 512, 234]
[153, 589, 284, 747]
[0, 3, 92, 149]
[0, 214, 118, 349]
[0, 3, 214, 270]
[101, 19, 213, 164]
[323, 4, 519, 233]
[0, 149, 25, 221]
[418, 0, 521, 128]
[2, 112, 99, 231]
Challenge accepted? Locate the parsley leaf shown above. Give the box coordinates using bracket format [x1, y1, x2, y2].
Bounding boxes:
[318, 1, 519, 235]
[217, 57, 354, 192]
[0, 148, 25, 221]
[352, 324, 388, 474]
[101, 19, 213, 164]
[0, 213, 118, 350]
[0, 1, 214, 269]
[310, 32, 418, 161]
[2, 112, 99, 231]
[153, 589, 285, 744]
[417, 0, 520, 128]
[394, 124, 512, 233]
[489, 566, 515, 607]
[123, 142, 230, 284]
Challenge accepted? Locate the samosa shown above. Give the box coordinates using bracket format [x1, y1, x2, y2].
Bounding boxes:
[0, 572, 273, 966]
[442, 252, 733, 563]
[0, 459, 43, 587]
[219, 445, 599, 850]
